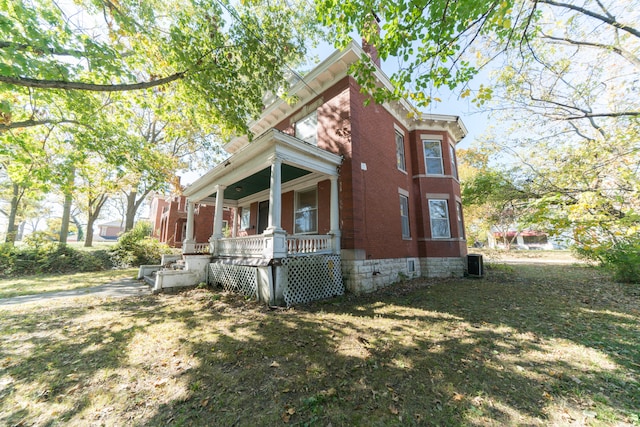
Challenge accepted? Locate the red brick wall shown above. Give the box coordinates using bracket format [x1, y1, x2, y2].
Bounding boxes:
[347, 80, 422, 259]
[408, 130, 466, 257]
[270, 74, 466, 260]
[317, 179, 331, 234]
[282, 191, 294, 233]
[193, 204, 215, 243]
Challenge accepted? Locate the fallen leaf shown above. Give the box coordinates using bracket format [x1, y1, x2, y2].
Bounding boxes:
[389, 405, 399, 415]
[287, 407, 296, 415]
[270, 361, 280, 368]
[452, 392, 464, 402]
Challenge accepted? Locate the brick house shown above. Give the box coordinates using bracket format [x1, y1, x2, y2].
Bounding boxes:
[98, 220, 124, 240]
[142, 41, 467, 305]
[149, 194, 230, 250]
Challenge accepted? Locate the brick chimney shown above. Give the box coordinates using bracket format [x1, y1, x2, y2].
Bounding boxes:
[362, 14, 381, 68]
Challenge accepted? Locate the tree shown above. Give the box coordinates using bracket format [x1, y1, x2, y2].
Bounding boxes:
[461, 165, 534, 249]
[75, 157, 116, 247]
[0, 128, 51, 244]
[1, 0, 319, 137]
[317, 0, 640, 115]
[482, 0, 640, 254]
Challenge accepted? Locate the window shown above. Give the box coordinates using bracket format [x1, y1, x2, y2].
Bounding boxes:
[295, 111, 318, 145]
[399, 194, 410, 239]
[294, 188, 317, 234]
[240, 208, 250, 230]
[395, 130, 406, 171]
[450, 144, 458, 179]
[456, 201, 465, 239]
[423, 140, 443, 174]
[429, 199, 451, 238]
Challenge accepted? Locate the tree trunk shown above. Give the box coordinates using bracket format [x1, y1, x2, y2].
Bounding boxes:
[59, 191, 73, 245]
[125, 191, 137, 231]
[16, 221, 26, 241]
[59, 168, 75, 245]
[4, 184, 20, 245]
[84, 216, 95, 247]
[71, 214, 84, 241]
[124, 188, 153, 232]
[84, 194, 108, 247]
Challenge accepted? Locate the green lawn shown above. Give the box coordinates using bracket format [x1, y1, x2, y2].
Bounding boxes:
[0, 268, 138, 298]
[0, 262, 638, 426]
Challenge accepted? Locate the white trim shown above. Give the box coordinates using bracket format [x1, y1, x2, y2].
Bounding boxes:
[399, 193, 411, 240]
[226, 42, 467, 153]
[290, 98, 323, 124]
[395, 128, 407, 173]
[398, 187, 410, 197]
[422, 139, 445, 175]
[428, 199, 451, 239]
[426, 193, 450, 199]
[412, 174, 456, 180]
[393, 122, 405, 133]
[184, 129, 341, 203]
[418, 133, 443, 141]
[294, 186, 318, 234]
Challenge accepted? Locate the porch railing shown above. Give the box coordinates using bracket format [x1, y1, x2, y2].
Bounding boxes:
[212, 234, 335, 258]
[287, 235, 332, 255]
[218, 235, 265, 257]
[194, 243, 210, 254]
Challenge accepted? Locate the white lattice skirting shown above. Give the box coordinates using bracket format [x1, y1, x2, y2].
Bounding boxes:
[208, 263, 258, 299]
[282, 255, 344, 306]
[207, 255, 344, 306]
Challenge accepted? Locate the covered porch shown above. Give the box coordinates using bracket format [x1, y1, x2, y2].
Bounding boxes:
[181, 129, 344, 305]
[183, 128, 343, 259]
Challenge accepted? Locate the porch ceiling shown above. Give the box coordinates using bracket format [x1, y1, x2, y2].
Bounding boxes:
[184, 129, 342, 203]
[216, 164, 311, 201]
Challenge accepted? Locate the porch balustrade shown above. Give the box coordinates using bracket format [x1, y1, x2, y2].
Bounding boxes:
[194, 243, 210, 254]
[205, 234, 336, 258]
[217, 235, 265, 257]
[286, 235, 332, 255]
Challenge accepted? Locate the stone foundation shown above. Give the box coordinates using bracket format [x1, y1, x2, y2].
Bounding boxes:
[342, 256, 465, 294]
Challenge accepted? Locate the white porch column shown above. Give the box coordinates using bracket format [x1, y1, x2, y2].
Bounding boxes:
[209, 185, 226, 256]
[264, 156, 287, 258]
[212, 185, 227, 238]
[183, 199, 196, 254]
[329, 174, 341, 254]
[231, 207, 238, 238]
[268, 156, 282, 231]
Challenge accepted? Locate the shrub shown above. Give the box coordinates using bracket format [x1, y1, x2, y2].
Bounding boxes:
[601, 238, 640, 283]
[110, 221, 173, 268]
[576, 236, 640, 283]
[0, 242, 113, 278]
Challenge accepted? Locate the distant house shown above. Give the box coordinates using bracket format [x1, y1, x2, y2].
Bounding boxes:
[141, 41, 468, 305]
[149, 194, 231, 250]
[98, 220, 124, 240]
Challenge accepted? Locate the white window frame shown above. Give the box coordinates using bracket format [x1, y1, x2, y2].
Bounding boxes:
[429, 199, 451, 239]
[456, 201, 465, 239]
[240, 207, 250, 230]
[450, 144, 458, 180]
[423, 139, 444, 175]
[395, 130, 406, 172]
[399, 194, 410, 239]
[295, 111, 318, 145]
[294, 187, 318, 234]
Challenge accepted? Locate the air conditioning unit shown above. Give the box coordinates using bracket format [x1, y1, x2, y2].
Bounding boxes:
[467, 254, 483, 277]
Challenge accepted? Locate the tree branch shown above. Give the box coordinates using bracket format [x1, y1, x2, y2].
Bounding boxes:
[0, 41, 86, 58]
[0, 71, 186, 92]
[537, 0, 640, 39]
[0, 118, 94, 132]
[541, 34, 640, 67]
[563, 111, 640, 120]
